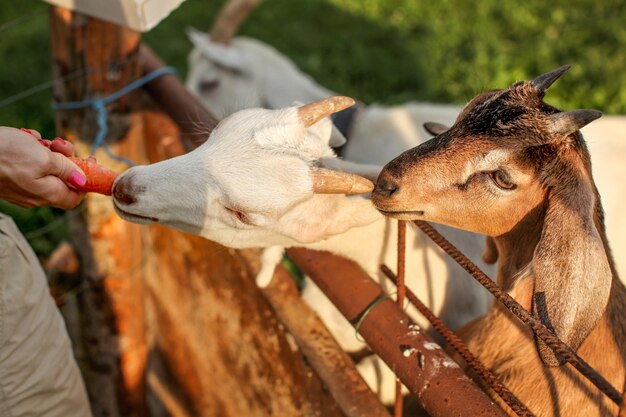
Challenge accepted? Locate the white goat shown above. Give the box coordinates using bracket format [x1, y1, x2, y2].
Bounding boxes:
[184, 29, 626, 282]
[112, 97, 493, 403]
[373, 66, 626, 416]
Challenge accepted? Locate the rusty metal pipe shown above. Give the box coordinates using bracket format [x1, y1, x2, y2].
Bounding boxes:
[264, 266, 391, 417]
[139, 44, 218, 150]
[394, 220, 406, 417]
[287, 248, 507, 417]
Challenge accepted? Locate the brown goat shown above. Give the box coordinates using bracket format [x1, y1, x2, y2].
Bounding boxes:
[372, 66, 626, 416]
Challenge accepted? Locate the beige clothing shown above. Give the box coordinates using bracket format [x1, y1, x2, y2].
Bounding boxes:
[0, 214, 92, 417]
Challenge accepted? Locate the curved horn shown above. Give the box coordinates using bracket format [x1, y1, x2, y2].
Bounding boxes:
[298, 96, 356, 128]
[548, 109, 602, 136]
[530, 65, 571, 94]
[310, 167, 374, 195]
[423, 121, 450, 136]
[209, 0, 262, 44]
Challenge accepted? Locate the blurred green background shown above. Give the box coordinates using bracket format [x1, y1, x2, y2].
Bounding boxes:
[1, 0, 625, 257]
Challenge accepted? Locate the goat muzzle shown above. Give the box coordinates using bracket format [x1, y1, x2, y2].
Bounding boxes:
[112, 172, 142, 205]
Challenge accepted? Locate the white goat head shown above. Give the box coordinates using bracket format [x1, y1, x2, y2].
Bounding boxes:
[185, 27, 335, 120]
[373, 66, 612, 366]
[112, 97, 378, 248]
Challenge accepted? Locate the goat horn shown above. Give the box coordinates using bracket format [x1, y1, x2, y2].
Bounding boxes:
[530, 65, 571, 94]
[298, 96, 356, 128]
[310, 167, 374, 195]
[423, 121, 450, 136]
[548, 109, 602, 136]
[209, 0, 262, 44]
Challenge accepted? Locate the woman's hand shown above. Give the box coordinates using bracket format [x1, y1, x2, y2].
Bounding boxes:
[0, 127, 86, 209]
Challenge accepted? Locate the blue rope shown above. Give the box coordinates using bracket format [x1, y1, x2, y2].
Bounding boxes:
[52, 66, 177, 166]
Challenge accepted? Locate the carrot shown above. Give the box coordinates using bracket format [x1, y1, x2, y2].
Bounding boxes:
[33, 137, 119, 195]
[68, 156, 119, 196]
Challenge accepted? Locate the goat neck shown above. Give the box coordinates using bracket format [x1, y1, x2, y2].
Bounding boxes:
[491, 201, 545, 292]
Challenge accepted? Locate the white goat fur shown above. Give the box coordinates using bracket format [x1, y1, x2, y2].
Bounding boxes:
[185, 29, 626, 281]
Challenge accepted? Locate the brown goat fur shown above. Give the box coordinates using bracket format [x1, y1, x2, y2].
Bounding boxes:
[373, 66, 626, 416]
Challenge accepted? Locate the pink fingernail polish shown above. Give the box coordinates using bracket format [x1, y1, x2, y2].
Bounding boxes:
[38, 139, 50, 147]
[68, 171, 87, 188]
[52, 137, 64, 146]
[20, 128, 33, 135]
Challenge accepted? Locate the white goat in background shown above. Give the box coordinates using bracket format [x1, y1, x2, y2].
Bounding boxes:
[184, 28, 626, 281]
[112, 97, 494, 403]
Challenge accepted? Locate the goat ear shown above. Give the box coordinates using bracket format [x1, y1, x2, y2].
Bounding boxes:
[303, 115, 346, 147]
[299, 96, 351, 145]
[187, 27, 214, 50]
[548, 109, 602, 138]
[329, 125, 347, 147]
[186, 27, 248, 71]
[423, 122, 450, 137]
[531, 192, 612, 366]
[304, 116, 334, 145]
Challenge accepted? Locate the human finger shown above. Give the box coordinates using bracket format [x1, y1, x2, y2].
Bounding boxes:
[36, 176, 83, 209]
[46, 151, 87, 190]
[20, 128, 42, 139]
[50, 137, 75, 157]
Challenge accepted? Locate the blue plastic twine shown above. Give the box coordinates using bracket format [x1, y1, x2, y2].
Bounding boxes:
[52, 66, 177, 166]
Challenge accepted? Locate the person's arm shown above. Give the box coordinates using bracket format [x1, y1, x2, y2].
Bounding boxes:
[0, 127, 86, 209]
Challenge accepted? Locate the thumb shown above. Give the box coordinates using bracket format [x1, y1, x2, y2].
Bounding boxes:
[47, 152, 87, 189]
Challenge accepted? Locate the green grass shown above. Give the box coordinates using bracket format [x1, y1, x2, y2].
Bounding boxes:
[144, 0, 626, 112]
[1, 0, 626, 255]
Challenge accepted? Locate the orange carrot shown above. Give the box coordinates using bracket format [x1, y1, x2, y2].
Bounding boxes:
[69, 157, 119, 196]
[33, 138, 119, 195]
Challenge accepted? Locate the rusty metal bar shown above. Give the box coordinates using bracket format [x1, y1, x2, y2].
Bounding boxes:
[139, 44, 218, 150]
[264, 265, 392, 417]
[381, 265, 534, 417]
[394, 220, 406, 417]
[287, 248, 507, 417]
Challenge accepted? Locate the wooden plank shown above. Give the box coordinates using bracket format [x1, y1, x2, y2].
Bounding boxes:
[50, 6, 148, 416]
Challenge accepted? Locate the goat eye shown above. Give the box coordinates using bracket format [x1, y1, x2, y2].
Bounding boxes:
[199, 79, 220, 94]
[490, 170, 517, 190]
[226, 207, 253, 225]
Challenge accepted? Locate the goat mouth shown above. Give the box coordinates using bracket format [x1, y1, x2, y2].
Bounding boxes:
[113, 203, 159, 224]
[376, 209, 424, 220]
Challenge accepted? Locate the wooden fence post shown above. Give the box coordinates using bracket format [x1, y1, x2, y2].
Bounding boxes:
[50, 6, 148, 416]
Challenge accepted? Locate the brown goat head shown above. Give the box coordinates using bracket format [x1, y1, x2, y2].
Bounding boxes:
[373, 66, 612, 366]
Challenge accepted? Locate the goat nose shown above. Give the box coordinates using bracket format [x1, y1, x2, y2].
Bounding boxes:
[113, 174, 138, 205]
[374, 175, 399, 198]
